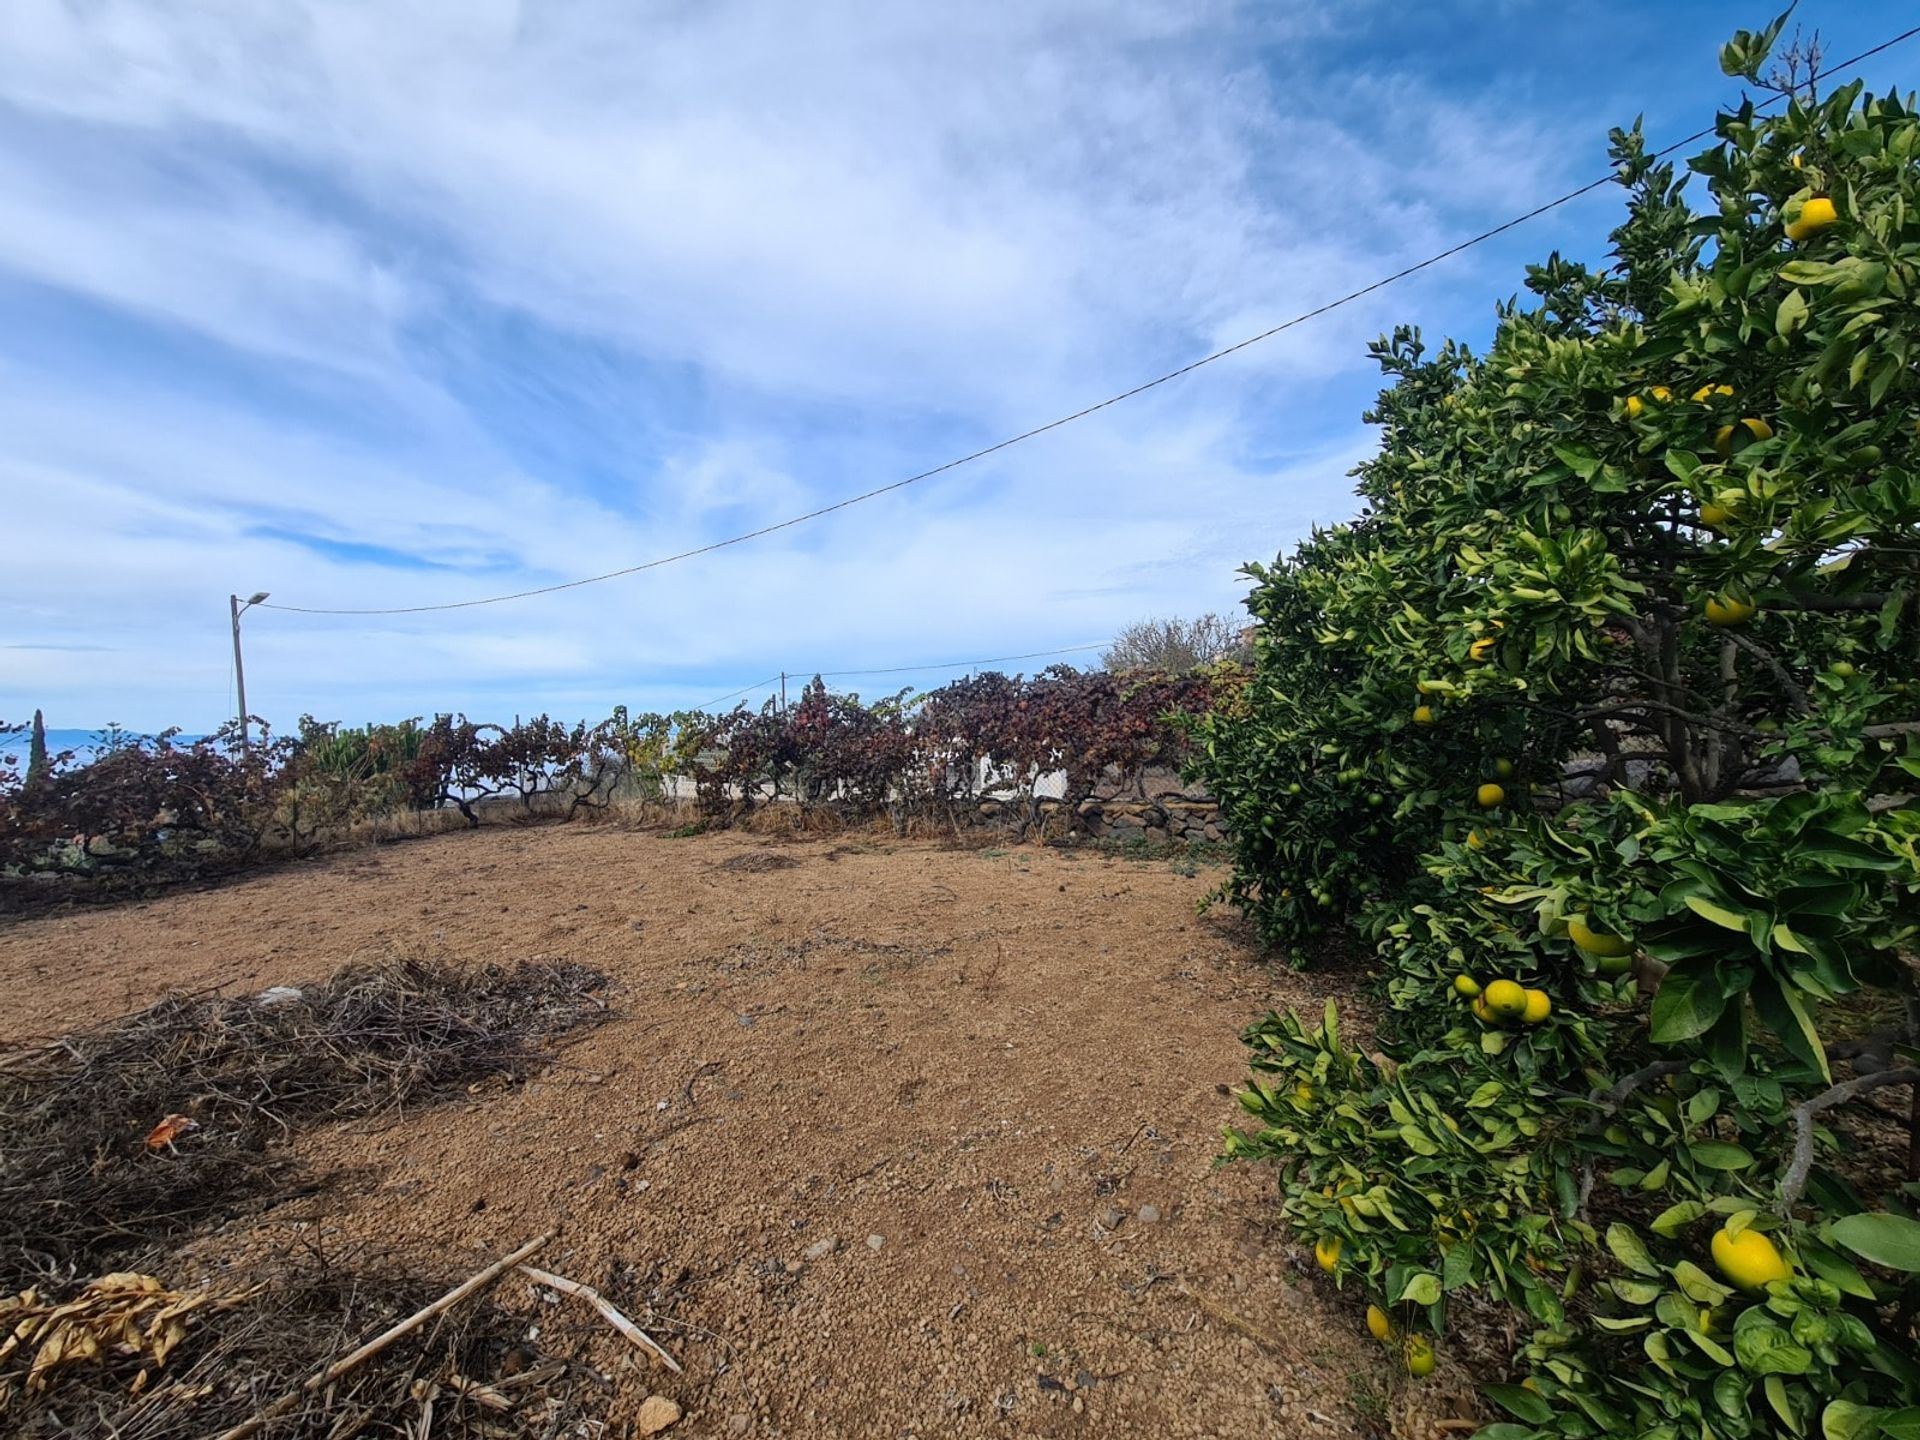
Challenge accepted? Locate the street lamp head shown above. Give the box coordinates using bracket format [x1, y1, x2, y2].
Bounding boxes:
[246, 591, 270, 605]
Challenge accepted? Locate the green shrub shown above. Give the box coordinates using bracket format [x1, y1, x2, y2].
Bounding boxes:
[1195, 20, 1920, 1437]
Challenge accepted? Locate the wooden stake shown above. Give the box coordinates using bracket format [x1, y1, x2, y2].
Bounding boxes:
[518, 1264, 684, 1374]
[212, 1235, 551, 1440]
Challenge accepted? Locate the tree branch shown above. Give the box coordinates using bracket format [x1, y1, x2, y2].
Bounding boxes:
[1726, 631, 1811, 717]
[1781, 1068, 1920, 1210]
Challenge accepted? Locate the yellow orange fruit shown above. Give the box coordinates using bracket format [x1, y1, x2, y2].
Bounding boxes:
[1492, 758, 1516, 780]
[1468, 637, 1496, 663]
[1366, 1304, 1394, 1342]
[1649, 385, 1672, 403]
[1785, 195, 1838, 242]
[1698, 502, 1734, 529]
[1483, 979, 1528, 1020]
[1711, 1226, 1790, 1291]
[1521, 989, 1552, 1024]
[1412, 705, 1435, 726]
[1692, 383, 1735, 403]
[1453, 974, 1481, 998]
[1625, 395, 1644, 419]
[1567, 916, 1630, 957]
[1714, 417, 1774, 456]
[1471, 996, 1495, 1024]
[1406, 1335, 1436, 1378]
[1465, 829, 1485, 851]
[1476, 782, 1506, 810]
[1705, 595, 1758, 627]
[1315, 1235, 1343, 1273]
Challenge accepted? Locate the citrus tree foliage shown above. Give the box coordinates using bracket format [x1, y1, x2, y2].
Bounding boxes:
[1191, 29, 1920, 1439]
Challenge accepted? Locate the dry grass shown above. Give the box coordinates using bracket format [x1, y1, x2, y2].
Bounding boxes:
[2, 1243, 607, 1439]
[0, 958, 610, 1292]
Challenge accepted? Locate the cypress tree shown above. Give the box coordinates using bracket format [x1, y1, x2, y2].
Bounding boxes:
[25, 708, 48, 786]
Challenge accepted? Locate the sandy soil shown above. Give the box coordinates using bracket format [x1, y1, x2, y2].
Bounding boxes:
[0, 825, 1476, 1438]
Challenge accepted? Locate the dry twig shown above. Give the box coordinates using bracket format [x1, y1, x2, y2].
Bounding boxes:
[212, 1236, 551, 1440]
[518, 1264, 684, 1374]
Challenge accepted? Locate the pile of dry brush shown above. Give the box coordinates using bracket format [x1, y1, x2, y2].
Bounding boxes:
[0, 957, 613, 1436]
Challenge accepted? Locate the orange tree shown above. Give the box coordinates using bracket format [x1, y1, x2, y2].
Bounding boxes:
[1190, 19, 1920, 1438]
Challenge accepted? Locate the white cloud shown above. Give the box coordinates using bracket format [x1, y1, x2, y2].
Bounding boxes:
[0, 0, 1609, 730]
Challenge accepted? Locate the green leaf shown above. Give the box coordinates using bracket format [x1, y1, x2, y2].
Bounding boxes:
[1800, 1241, 1877, 1300]
[1712, 1369, 1750, 1419]
[1797, 835, 1899, 870]
[1772, 923, 1811, 954]
[1829, 1213, 1920, 1272]
[1607, 1222, 1660, 1277]
[1651, 962, 1730, 1043]
[1673, 1260, 1735, 1305]
[1552, 443, 1601, 480]
[1736, 1321, 1812, 1376]
[1878, 1409, 1920, 1440]
[1822, 1400, 1885, 1440]
[1681, 1326, 1737, 1367]
[1685, 893, 1753, 931]
[1690, 1139, 1756, 1171]
[1751, 972, 1832, 1084]
[1397, 1271, 1442, 1306]
[1611, 1277, 1662, 1305]
[1652, 1201, 1709, 1237]
[1775, 287, 1810, 337]
[1882, 591, 1908, 645]
[1593, 1313, 1651, 1332]
[1764, 1374, 1800, 1435]
[1664, 449, 1703, 481]
[1486, 1384, 1554, 1424]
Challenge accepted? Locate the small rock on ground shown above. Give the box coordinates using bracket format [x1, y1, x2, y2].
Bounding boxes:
[1138, 1204, 1162, 1224]
[866, 1233, 885, 1252]
[638, 1394, 682, 1434]
[804, 1236, 838, 1261]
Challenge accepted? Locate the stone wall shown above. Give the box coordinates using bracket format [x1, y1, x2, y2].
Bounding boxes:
[1074, 766, 1223, 844]
[970, 766, 1222, 845]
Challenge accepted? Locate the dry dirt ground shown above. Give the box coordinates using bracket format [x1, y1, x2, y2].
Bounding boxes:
[0, 825, 1478, 1438]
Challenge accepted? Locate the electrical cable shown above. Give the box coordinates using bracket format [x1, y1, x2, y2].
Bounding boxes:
[253, 22, 1920, 621]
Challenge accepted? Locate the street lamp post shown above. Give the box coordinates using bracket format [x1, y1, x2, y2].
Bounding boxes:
[230, 592, 270, 749]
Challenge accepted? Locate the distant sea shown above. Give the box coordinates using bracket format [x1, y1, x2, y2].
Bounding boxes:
[0, 728, 207, 769]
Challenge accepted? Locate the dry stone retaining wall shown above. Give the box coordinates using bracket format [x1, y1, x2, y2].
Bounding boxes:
[970, 766, 1222, 845]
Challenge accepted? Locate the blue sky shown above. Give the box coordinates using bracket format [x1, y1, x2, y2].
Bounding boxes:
[2, 0, 1915, 733]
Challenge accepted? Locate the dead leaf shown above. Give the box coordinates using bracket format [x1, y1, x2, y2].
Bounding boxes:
[144, 1114, 199, 1151]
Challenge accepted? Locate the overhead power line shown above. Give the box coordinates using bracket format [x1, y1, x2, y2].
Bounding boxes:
[689, 675, 783, 711]
[818, 642, 1110, 680]
[257, 22, 1920, 622]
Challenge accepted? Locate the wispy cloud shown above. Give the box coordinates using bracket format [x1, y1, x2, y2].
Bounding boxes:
[5, 0, 1896, 729]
